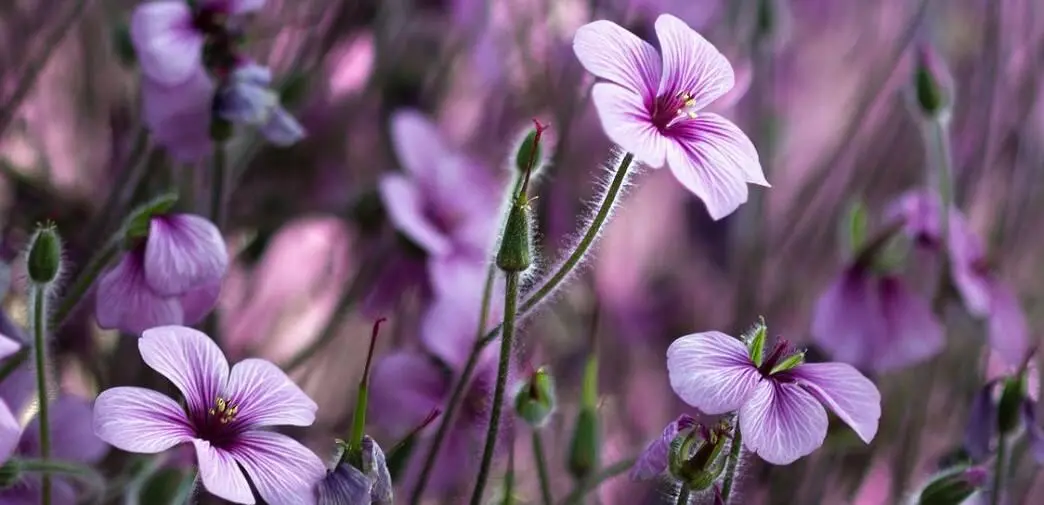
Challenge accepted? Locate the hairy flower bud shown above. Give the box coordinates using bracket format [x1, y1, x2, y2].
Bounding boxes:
[496, 200, 533, 272]
[914, 466, 987, 505]
[27, 224, 62, 285]
[514, 366, 557, 427]
[668, 422, 730, 491]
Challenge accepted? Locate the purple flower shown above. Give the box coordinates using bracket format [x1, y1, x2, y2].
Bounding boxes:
[314, 437, 392, 505]
[93, 326, 324, 504]
[572, 14, 767, 220]
[0, 333, 22, 467]
[96, 214, 228, 334]
[667, 331, 881, 464]
[142, 67, 216, 162]
[216, 62, 306, 146]
[811, 264, 944, 371]
[380, 110, 503, 288]
[890, 191, 1030, 366]
[131, 0, 264, 86]
[629, 414, 697, 480]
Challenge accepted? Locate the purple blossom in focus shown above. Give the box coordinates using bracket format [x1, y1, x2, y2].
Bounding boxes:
[572, 14, 767, 219]
[667, 331, 881, 464]
[93, 326, 324, 504]
[96, 214, 228, 334]
[811, 264, 944, 372]
[629, 413, 697, 480]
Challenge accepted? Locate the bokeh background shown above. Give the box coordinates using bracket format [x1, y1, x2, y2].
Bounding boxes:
[1, 0, 1043, 503]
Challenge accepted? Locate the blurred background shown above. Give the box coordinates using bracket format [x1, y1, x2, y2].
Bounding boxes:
[1, 0, 1044, 503]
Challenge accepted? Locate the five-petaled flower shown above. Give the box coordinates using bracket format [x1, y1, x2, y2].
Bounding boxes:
[93, 326, 324, 504]
[667, 330, 881, 464]
[573, 14, 767, 220]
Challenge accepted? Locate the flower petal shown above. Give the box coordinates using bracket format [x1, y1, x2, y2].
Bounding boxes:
[227, 431, 325, 505]
[667, 331, 761, 414]
[987, 282, 1030, 367]
[655, 14, 734, 110]
[1022, 401, 1044, 464]
[672, 113, 765, 185]
[93, 387, 194, 453]
[145, 214, 228, 296]
[739, 380, 828, 465]
[369, 352, 448, 435]
[665, 120, 751, 220]
[180, 279, 222, 324]
[95, 252, 184, 334]
[314, 464, 371, 505]
[965, 383, 997, 461]
[378, 174, 452, 256]
[573, 20, 661, 97]
[139, 325, 229, 418]
[630, 414, 697, 480]
[874, 276, 945, 371]
[142, 69, 215, 162]
[590, 83, 670, 168]
[193, 439, 255, 504]
[390, 110, 451, 181]
[260, 106, 306, 146]
[0, 400, 19, 464]
[225, 358, 317, 428]
[0, 334, 20, 361]
[230, 0, 267, 14]
[130, 1, 203, 86]
[790, 362, 881, 444]
[35, 396, 108, 463]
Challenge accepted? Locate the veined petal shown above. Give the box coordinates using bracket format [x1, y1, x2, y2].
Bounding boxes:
[93, 387, 194, 453]
[654, 14, 734, 110]
[0, 400, 19, 464]
[740, 380, 828, 465]
[180, 279, 222, 324]
[573, 20, 661, 97]
[369, 352, 448, 435]
[590, 83, 669, 168]
[790, 363, 881, 443]
[314, 464, 371, 505]
[145, 214, 228, 296]
[667, 331, 761, 414]
[630, 414, 697, 480]
[130, 1, 204, 86]
[227, 431, 326, 505]
[95, 252, 184, 334]
[139, 326, 230, 418]
[671, 114, 765, 185]
[390, 110, 451, 181]
[0, 334, 19, 361]
[987, 282, 1030, 367]
[225, 359, 317, 428]
[193, 439, 255, 504]
[378, 175, 452, 256]
[665, 123, 750, 220]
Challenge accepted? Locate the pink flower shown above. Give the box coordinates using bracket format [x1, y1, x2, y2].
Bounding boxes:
[811, 265, 944, 372]
[93, 326, 324, 504]
[667, 331, 881, 464]
[572, 14, 767, 219]
[96, 214, 228, 334]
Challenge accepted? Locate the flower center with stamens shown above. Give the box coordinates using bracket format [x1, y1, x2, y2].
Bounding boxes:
[193, 396, 243, 447]
[757, 338, 803, 377]
[650, 90, 700, 132]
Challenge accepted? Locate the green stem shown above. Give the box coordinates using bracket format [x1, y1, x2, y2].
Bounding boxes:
[409, 262, 497, 504]
[50, 239, 121, 329]
[675, 483, 691, 505]
[558, 457, 635, 505]
[720, 420, 743, 504]
[30, 287, 52, 505]
[210, 142, 227, 229]
[991, 434, 1008, 505]
[533, 430, 554, 505]
[926, 118, 954, 242]
[17, 458, 104, 504]
[468, 271, 520, 505]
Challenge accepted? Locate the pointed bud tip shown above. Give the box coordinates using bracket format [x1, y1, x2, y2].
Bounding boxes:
[27, 223, 62, 285]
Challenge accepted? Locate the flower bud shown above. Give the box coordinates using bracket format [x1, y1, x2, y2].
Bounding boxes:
[669, 422, 730, 491]
[112, 23, 137, 67]
[514, 366, 557, 427]
[514, 128, 544, 175]
[912, 43, 953, 120]
[27, 224, 62, 285]
[496, 200, 532, 272]
[997, 374, 1025, 435]
[317, 436, 392, 505]
[915, 466, 987, 505]
[567, 408, 600, 480]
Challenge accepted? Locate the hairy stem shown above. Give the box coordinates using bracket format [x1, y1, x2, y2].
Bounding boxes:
[675, 483, 691, 505]
[31, 286, 52, 505]
[721, 419, 744, 504]
[533, 430, 554, 505]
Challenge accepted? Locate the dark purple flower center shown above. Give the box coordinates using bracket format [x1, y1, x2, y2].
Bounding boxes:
[649, 90, 699, 132]
[758, 338, 796, 377]
[191, 396, 245, 448]
[192, 5, 244, 79]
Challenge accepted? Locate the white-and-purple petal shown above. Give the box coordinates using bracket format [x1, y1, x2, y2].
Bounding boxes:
[589, 83, 669, 168]
[93, 387, 195, 453]
[739, 380, 828, 465]
[224, 359, 317, 428]
[667, 331, 761, 414]
[572, 20, 661, 97]
[145, 214, 228, 296]
[654, 14, 734, 109]
[790, 362, 881, 444]
[130, 1, 204, 86]
[227, 431, 325, 505]
[139, 326, 229, 416]
[96, 252, 185, 334]
[193, 439, 255, 504]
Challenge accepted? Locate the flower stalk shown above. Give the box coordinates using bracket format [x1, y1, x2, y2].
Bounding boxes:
[719, 419, 743, 504]
[990, 435, 1008, 505]
[533, 429, 554, 505]
[31, 284, 52, 505]
[346, 318, 385, 467]
[676, 483, 691, 505]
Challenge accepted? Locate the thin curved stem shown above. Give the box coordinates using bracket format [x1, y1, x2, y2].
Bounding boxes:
[991, 435, 1008, 505]
[533, 430, 554, 505]
[469, 271, 520, 505]
[558, 457, 635, 505]
[720, 419, 743, 504]
[31, 287, 52, 505]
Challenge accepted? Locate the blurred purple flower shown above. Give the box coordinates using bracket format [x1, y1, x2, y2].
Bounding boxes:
[93, 326, 324, 504]
[315, 436, 392, 505]
[572, 14, 767, 219]
[217, 63, 306, 146]
[380, 110, 503, 289]
[667, 331, 880, 464]
[0, 334, 21, 467]
[142, 67, 216, 162]
[96, 214, 227, 335]
[890, 191, 1030, 365]
[629, 414, 697, 480]
[811, 265, 944, 372]
[0, 393, 109, 505]
[130, 0, 264, 86]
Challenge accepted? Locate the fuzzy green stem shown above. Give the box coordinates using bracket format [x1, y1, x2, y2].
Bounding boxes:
[558, 457, 635, 505]
[50, 238, 121, 329]
[469, 271, 520, 505]
[676, 483, 691, 505]
[31, 286, 52, 505]
[409, 260, 498, 504]
[991, 434, 1008, 505]
[210, 142, 227, 229]
[720, 420, 743, 504]
[533, 430, 554, 505]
